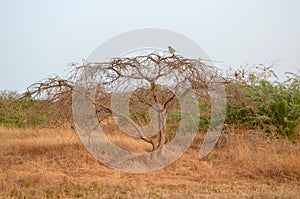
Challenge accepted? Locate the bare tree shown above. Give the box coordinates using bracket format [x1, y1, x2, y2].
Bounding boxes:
[26, 52, 221, 152]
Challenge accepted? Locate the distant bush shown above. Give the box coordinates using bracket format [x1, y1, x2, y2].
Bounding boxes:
[224, 66, 300, 141]
[0, 90, 50, 128]
[266, 73, 300, 141]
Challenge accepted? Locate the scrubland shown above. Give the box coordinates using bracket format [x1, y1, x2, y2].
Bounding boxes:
[0, 127, 299, 199]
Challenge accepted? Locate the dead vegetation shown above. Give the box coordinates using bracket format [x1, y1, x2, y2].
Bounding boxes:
[26, 52, 224, 152]
[0, 127, 299, 198]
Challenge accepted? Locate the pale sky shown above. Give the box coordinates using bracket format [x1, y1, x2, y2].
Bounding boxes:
[0, 0, 299, 92]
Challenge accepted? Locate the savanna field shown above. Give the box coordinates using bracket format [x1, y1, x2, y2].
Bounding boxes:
[0, 127, 299, 199]
[0, 58, 300, 198]
[2, 1, 300, 198]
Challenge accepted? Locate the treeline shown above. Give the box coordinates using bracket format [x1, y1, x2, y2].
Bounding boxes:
[0, 90, 71, 128]
[0, 68, 299, 141]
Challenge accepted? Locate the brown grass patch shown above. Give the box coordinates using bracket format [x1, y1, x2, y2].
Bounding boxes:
[0, 127, 299, 198]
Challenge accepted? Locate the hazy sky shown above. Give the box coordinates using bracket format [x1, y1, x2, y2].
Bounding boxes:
[0, 0, 299, 92]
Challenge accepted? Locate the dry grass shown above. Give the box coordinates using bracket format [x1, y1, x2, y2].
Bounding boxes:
[0, 127, 299, 198]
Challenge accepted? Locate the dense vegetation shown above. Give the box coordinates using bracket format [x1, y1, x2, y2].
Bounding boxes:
[0, 91, 48, 127]
[0, 90, 72, 128]
[0, 66, 299, 141]
[225, 70, 300, 141]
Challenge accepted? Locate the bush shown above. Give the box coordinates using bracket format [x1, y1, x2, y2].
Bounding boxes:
[225, 68, 300, 141]
[0, 91, 50, 128]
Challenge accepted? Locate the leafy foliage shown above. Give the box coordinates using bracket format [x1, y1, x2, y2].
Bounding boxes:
[0, 91, 50, 127]
[225, 66, 300, 141]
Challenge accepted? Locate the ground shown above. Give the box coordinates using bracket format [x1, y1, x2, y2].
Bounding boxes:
[0, 127, 299, 198]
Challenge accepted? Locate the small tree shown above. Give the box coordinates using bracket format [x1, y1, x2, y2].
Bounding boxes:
[26, 52, 222, 152]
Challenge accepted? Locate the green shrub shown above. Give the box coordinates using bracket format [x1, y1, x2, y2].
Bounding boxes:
[0, 91, 50, 128]
[225, 71, 300, 141]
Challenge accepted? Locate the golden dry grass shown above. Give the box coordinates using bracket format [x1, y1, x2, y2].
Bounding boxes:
[0, 127, 299, 198]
